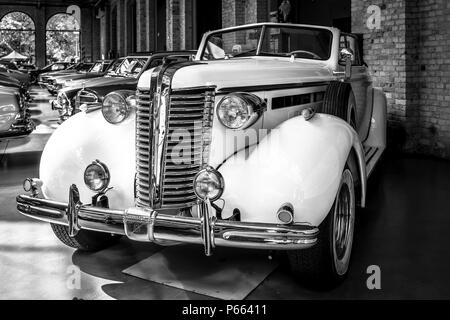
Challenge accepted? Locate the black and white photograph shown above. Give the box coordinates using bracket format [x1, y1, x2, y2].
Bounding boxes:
[0, 0, 449, 306]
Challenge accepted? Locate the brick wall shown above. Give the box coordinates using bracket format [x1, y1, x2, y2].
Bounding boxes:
[166, 0, 195, 50]
[352, 0, 450, 158]
[411, 0, 450, 157]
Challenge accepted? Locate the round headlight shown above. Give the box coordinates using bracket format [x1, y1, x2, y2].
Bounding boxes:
[102, 92, 131, 124]
[193, 166, 224, 201]
[84, 160, 110, 192]
[217, 93, 266, 130]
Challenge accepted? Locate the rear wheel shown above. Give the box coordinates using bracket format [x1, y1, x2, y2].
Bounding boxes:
[51, 223, 120, 252]
[288, 165, 356, 285]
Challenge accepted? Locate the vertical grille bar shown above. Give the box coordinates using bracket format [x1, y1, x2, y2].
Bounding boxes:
[135, 89, 152, 208]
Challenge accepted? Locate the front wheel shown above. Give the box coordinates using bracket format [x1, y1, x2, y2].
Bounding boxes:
[288, 166, 356, 285]
[51, 224, 121, 252]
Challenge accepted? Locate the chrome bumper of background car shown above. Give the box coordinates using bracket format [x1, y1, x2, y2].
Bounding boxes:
[0, 118, 35, 139]
[17, 185, 319, 256]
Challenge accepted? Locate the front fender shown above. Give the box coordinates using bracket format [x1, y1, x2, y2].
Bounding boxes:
[218, 114, 365, 227]
[40, 110, 136, 209]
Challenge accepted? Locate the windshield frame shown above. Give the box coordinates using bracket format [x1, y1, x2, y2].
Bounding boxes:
[197, 23, 335, 62]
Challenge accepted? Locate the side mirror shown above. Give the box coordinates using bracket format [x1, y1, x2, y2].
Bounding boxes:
[340, 48, 354, 80]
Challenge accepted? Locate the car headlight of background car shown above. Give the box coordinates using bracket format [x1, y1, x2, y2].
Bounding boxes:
[57, 92, 70, 108]
[102, 91, 137, 124]
[217, 93, 266, 130]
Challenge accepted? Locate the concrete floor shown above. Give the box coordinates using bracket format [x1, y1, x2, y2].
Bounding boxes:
[1, 88, 450, 300]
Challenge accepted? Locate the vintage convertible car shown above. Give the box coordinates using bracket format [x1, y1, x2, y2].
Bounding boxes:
[17, 23, 386, 283]
[0, 86, 35, 139]
[52, 51, 195, 122]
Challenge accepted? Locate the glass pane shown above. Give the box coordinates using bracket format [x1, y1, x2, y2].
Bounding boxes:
[203, 27, 261, 60]
[261, 27, 332, 60]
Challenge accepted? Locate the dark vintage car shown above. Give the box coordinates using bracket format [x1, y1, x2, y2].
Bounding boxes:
[0, 86, 35, 139]
[46, 60, 114, 95]
[53, 51, 196, 122]
[29, 62, 74, 85]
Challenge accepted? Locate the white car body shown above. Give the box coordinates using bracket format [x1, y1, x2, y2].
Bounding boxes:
[18, 23, 387, 262]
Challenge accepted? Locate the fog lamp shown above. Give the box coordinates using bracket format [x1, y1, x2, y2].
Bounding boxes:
[193, 166, 224, 201]
[84, 160, 110, 192]
[277, 203, 294, 225]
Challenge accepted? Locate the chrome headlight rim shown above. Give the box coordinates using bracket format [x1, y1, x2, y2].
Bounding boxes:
[193, 166, 225, 201]
[57, 91, 71, 107]
[216, 92, 266, 130]
[102, 91, 135, 124]
[83, 160, 110, 193]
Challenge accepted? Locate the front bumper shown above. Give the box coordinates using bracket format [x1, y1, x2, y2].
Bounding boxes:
[17, 184, 318, 255]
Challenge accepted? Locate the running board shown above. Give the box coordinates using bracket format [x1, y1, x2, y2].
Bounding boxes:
[364, 146, 385, 177]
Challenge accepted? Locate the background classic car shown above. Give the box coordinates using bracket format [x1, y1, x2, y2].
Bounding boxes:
[52, 51, 196, 122]
[0, 86, 34, 139]
[17, 23, 387, 285]
[38, 62, 93, 92]
[28, 61, 74, 85]
[45, 60, 113, 95]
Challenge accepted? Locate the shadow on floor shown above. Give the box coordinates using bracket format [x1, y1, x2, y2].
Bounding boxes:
[2, 149, 450, 299]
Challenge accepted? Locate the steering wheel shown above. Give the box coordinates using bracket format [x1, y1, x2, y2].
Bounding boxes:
[289, 50, 322, 60]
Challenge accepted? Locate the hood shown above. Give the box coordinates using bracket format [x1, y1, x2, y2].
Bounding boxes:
[45, 70, 78, 78]
[0, 71, 29, 84]
[61, 75, 138, 99]
[0, 74, 21, 87]
[138, 57, 334, 91]
[56, 72, 103, 84]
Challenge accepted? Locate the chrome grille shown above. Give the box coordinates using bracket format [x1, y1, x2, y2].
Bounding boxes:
[162, 89, 215, 207]
[135, 87, 215, 209]
[135, 89, 152, 208]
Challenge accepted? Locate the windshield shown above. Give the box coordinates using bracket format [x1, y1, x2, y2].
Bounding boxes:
[114, 57, 148, 78]
[89, 62, 103, 73]
[201, 25, 333, 61]
[106, 58, 124, 75]
[77, 63, 93, 71]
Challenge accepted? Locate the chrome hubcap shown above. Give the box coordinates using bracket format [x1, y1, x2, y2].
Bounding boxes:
[332, 169, 355, 276]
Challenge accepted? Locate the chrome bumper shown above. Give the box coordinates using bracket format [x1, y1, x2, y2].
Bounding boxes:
[0, 118, 35, 139]
[17, 185, 318, 256]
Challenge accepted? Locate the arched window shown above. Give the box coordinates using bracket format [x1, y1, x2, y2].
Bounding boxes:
[0, 12, 35, 62]
[46, 13, 80, 64]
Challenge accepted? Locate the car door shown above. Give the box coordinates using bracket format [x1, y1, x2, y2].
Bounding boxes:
[340, 34, 373, 141]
